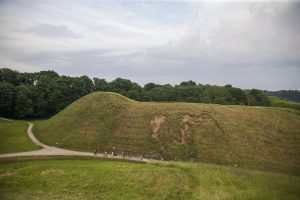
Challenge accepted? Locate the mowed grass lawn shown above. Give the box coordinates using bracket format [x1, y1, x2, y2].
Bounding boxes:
[0, 119, 40, 154]
[0, 157, 299, 200]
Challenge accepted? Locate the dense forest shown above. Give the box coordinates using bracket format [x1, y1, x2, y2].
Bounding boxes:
[0, 68, 273, 119]
[264, 90, 300, 102]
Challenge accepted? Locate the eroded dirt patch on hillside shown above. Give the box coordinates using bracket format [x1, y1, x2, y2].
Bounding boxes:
[173, 112, 226, 145]
[174, 123, 190, 145]
[150, 114, 167, 141]
[149, 111, 226, 158]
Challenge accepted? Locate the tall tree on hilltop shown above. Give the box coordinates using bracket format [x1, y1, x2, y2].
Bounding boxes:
[93, 78, 108, 91]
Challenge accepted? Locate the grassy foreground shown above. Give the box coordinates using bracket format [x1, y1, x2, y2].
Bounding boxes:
[0, 156, 299, 200]
[0, 119, 40, 154]
[35, 92, 300, 175]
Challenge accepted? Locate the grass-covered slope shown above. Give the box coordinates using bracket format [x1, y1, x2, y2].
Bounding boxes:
[269, 96, 300, 110]
[0, 157, 299, 200]
[0, 119, 40, 154]
[35, 92, 300, 175]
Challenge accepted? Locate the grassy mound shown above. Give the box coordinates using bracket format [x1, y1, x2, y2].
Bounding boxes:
[35, 92, 300, 175]
[0, 119, 40, 154]
[0, 157, 299, 200]
[269, 96, 300, 110]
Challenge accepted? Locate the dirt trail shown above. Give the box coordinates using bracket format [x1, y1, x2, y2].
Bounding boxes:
[0, 123, 158, 163]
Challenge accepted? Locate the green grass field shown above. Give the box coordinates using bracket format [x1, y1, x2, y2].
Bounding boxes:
[0, 119, 40, 154]
[269, 96, 300, 110]
[0, 156, 299, 200]
[34, 92, 300, 175]
[1, 94, 299, 199]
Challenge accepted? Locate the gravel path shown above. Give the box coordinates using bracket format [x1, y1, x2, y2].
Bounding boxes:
[0, 123, 157, 163]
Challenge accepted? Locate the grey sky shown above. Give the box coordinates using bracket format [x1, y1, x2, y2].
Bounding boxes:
[0, 0, 299, 90]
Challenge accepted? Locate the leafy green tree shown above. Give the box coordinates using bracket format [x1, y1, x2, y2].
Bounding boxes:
[247, 89, 271, 106]
[110, 78, 141, 96]
[144, 83, 158, 91]
[127, 89, 141, 100]
[212, 97, 226, 104]
[186, 97, 200, 102]
[224, 84, 232, 88]
[31, 86, 48, 117]
[14, 85, 33, 118]
[0, 68, 19, 85]
[146, 85, 175, 101]
[80, 75, 94, 94]
[0, 81, 16, 117]
[16, 72, 36, 85]
[180, 80, 196, 86]
[174, 85, 200, 102]
[37, 70, 59, 79]
[93, 78, 108, 91]
[200, 96, 211, 103]
[228, 87, 246, 105]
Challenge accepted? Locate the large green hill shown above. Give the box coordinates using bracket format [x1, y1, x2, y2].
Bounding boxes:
[35, 92, 300, 175]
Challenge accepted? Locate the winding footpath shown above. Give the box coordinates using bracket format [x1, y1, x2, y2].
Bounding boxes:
[0, 123, 156, 163]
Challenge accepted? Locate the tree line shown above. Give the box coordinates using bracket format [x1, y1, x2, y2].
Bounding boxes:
[264, 90, 300, 102]
[0, 68, 271, 119]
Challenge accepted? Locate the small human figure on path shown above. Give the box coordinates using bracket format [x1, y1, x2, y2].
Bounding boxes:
[122, 152, 125, 158]
[140, 155, 143, 160]
[93, 149, 98, 155]
[112, 147, 116, 157]
[104, 151, 107, 157]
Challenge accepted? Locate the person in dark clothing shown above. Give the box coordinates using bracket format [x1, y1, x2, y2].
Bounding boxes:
[93, 149, 97, 155]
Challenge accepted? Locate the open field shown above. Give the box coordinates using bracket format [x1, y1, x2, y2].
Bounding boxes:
[269, 96, 300, 110]
[0, 119, 40, 154]
[34, 92, 300, 175]
[0, 156, 299, 200]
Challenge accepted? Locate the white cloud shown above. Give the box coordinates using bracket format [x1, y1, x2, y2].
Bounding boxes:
[27, 24, 81, 38]
[0, 0, 299, 90]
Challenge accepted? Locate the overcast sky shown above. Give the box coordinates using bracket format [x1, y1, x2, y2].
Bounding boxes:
[0, 0, 299, 90]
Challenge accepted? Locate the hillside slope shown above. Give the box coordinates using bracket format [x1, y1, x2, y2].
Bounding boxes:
[35, 92, 300, 175]
[269, 96, 300, 110]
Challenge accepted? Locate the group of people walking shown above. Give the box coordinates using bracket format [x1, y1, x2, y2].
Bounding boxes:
[93, 149, 136, 159]
[93, 148, 163, 161]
